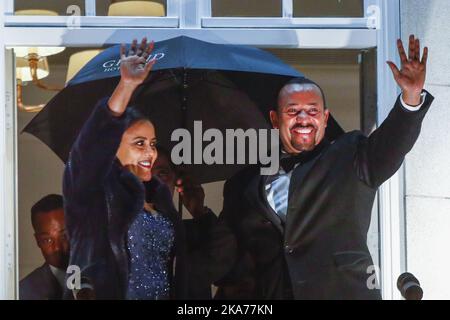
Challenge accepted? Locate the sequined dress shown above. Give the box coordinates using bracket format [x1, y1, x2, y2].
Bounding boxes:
[126, 209, 175, 300]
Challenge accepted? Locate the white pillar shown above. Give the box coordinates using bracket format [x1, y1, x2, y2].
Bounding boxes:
[376, 0, 404, 300]
[84, 0, 97, 16]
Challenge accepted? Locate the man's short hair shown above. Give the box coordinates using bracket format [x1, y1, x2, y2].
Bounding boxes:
[275, 77, 327, 110]
[31, 194, 64, 230]
[156, 145, 177, 170]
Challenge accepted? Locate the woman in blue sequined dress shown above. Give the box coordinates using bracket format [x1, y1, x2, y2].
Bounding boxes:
[63, 38, 187, 300]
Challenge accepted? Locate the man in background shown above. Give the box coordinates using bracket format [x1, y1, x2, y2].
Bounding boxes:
[153, 147, 216, 299]
[19, 194, 70, 300]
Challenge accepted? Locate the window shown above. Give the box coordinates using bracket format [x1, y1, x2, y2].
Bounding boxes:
[293, 0, 364, 17]
[14, 0, 86, 16]
[96, 0, 167, 17]
[211, 0, 281, 17]
[12, 0, 169, 17]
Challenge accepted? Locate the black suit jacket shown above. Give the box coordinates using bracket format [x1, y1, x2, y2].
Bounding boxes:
[19, 264, 62, 300]
[213, 92, 433, 299]
[183, 210, 218, 299]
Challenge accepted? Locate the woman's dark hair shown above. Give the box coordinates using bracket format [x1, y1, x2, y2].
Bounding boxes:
[156, 145, 179, 175]
[123, 105, 153, 130]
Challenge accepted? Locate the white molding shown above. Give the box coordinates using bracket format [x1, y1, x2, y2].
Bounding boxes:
[364, 0, 380, 17]
[3, 28, 376, 49]
[84, 0, 97, 16]
[198, 0, 212, 19]
[166, 0, 181, 18]
[0, 0, 6, 300]
[4, 0, 13, 15]
[364, 0, 381, 29]
[376, 0, 404, 300]
[4, 16, 179, 28]
[202, 17, 371, 29]
[4, 49, 18, 300]
[179, 0, 200, 29]
[1, 0, 18, 299]
[282, 0, 294, 18]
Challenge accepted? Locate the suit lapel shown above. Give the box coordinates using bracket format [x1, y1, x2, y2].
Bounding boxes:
[243, 170, 284, 234]
[288, 138, 331, 202]
[288, 157, 319, 203]
[42, 264, 63, 300]
[285, 140, 330, 237]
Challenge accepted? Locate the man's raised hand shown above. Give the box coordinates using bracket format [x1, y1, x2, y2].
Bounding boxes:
[387, 34, 428, 106]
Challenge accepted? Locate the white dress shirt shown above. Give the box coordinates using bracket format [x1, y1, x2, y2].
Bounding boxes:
[49, 264, 66, 291]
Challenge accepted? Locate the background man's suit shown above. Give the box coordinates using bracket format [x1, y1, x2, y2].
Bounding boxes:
[19, 263, 62, 300]
[211, 92, 433, 299]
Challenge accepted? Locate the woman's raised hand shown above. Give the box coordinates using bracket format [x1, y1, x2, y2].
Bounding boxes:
[120, 37, 156, 87]
[108, 38, 156, 116]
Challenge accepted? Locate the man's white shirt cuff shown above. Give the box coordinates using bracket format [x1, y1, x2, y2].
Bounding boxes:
[400, 92, 427, 111]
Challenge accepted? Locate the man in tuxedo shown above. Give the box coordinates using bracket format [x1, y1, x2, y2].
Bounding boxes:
[19, 194, 70, 300]
[211, 35, 433, 299]
[152, 147, 217, 299]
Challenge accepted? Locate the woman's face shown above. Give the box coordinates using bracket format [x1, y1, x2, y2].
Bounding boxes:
[116, 120, 158, 182]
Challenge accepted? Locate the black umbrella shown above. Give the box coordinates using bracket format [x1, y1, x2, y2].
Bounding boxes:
[24, 36, 344, 184]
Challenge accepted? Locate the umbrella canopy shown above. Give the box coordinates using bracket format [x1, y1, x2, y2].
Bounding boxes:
[24, 36, 343, 184]
[67, 36, 302, 86]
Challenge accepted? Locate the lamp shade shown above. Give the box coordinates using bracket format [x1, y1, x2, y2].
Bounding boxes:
[14, 46, 66, 58]
[108, 1, 165, 16]
[16, 57, 50, 82]
[66, 49, 103, 84]
[15, 9, 59, 16]
[13, 10, 65, 57]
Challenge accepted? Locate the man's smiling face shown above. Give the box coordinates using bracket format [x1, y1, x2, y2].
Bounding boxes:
[270, 83, 329, 154]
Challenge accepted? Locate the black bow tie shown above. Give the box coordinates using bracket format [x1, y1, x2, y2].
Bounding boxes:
[279, 138, 330, 173]
[280, 153, 302, 173]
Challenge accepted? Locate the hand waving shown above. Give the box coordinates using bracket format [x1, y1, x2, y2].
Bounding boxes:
[120, 37, 155, 86]
[176, 177, 207, 219]
[387, 34, 428, 106]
